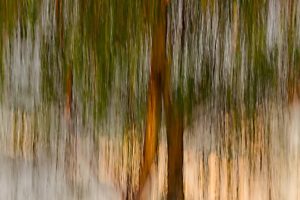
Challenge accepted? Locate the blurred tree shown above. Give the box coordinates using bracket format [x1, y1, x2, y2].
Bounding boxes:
[137, 0, 184, 199]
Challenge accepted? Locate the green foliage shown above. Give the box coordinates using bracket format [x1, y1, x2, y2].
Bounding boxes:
[1, 0, 300, 131]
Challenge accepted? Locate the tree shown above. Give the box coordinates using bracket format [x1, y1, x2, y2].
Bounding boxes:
[137, 0, 184, 199]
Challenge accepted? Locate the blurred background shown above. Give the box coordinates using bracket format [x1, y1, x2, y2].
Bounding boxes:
[0, 0, 300, 199]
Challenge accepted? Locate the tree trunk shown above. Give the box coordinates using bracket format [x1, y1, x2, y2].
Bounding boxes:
[137, 37, 162, 198]
[137, 0, 184, 199]
[56, 0, 76, 187]
[65, 64, 77, 186]
[55, 0, 64, 49]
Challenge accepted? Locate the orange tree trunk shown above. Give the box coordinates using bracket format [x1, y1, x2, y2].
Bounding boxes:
[138, 0, 184, 199]
[56, 0, 76, 186]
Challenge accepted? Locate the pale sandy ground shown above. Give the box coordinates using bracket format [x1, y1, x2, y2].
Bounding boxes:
[0, 103, 299, 200]
[0, 153, 120, 200]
